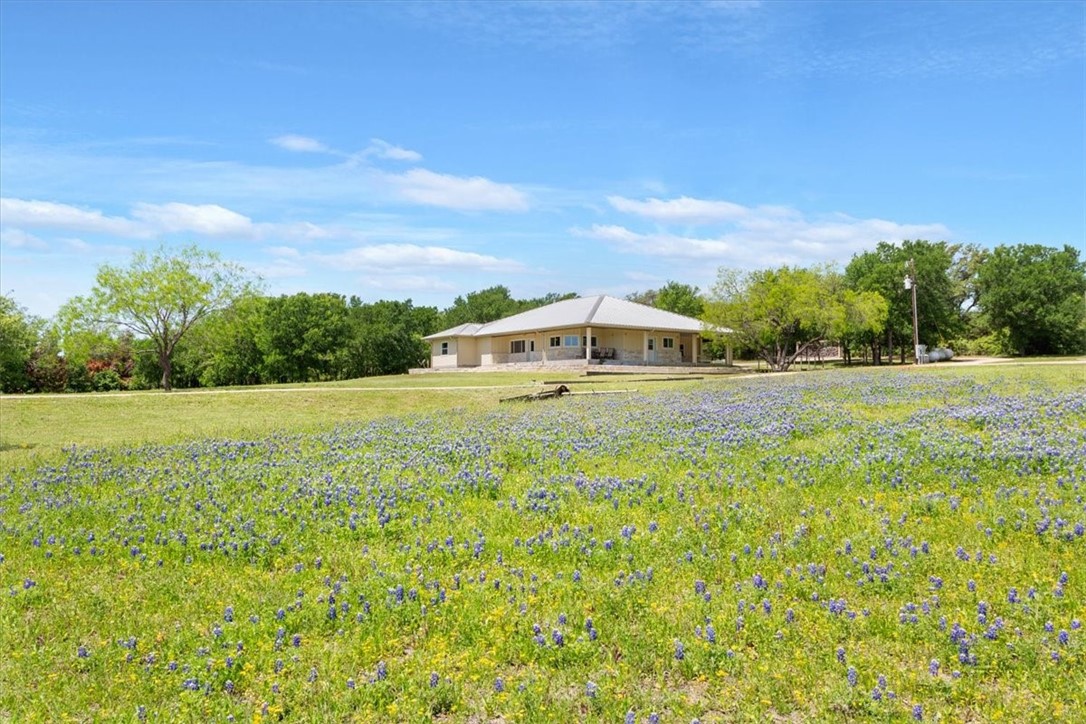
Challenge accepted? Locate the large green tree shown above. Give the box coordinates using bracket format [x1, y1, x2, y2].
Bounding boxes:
[0, 294, 40, 393]
[845, 240, 961, 363]
[258, 292, 351, 383]
[344, 298, 439, 377]
[441, 286, 521, 327]
[196, 296, 269, 387]
[655, 281, 704, 318]
[704, 265, 845, 372]
[440, 287, 576, 328]
[976, 244, 1086, 355]
[59, 245, 257, 391]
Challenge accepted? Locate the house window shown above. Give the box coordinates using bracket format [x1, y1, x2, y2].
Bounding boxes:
[582, 336, 598, 348]
[563, 335, 579, 347]
[530, 340, 535, 352]
[510, 340, 527, 354]
[549, 336, 561, 347]
[662, 338, 675, 349]
[440, 341, 449, 355]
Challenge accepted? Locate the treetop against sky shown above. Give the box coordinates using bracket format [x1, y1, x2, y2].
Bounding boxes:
[1, 0, 1083, 318]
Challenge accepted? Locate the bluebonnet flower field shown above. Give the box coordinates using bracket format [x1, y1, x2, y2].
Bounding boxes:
[1, 366, 1083, 721]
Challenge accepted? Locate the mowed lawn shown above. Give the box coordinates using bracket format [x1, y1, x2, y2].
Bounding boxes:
[1, 363, 1083, 722]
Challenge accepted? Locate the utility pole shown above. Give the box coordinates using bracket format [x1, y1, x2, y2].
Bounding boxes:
[904, 258, 920, 364]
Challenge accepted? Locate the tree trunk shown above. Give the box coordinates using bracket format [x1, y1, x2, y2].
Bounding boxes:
[159, 352, 173, 391]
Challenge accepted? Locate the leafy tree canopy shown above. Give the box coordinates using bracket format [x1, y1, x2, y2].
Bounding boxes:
[976, 244, 1086, 355]
[704, 265, 846, 372]
[655, 281, 704, 318]
[0, 294, 41, 393]
[845, 239, 963, 348]
[58, 245, 258, 390]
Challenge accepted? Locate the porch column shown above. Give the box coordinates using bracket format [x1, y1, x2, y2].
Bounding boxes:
[585, 326, 592, 361]
[694, 335, 699, 364]
[643, 331, 649, 365]
[726, 340, 733, 366]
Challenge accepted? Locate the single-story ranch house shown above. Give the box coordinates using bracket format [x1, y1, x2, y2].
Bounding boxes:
[423, 294, 730, 369]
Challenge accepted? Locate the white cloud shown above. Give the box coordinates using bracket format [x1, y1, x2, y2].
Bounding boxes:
[573, 224, 733, 259]
[0, 228, 49, 250]
[577, 197, 950, 266]
[608, 195, 750, 224]
[360, 274, 457, 292]
[265, 245, 302, 259]
[270, 134, 329, 153]
[388, 169, 530, 211]
[131, 202, 255, 238]
[366, 138, 422, 162]
[249, 259, 309, 280]
[0, 197, 147, 238]
[315, 243, 524, 272]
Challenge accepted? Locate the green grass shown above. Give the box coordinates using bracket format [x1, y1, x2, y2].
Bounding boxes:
[0, 372, 702, 474]
[1, 364, 1083, 722]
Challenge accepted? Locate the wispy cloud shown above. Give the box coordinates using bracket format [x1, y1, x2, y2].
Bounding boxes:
[572, 224, 733, 259]
[0, 198, 148, 238]
[401, 1, 1081, 79]
[359, 274, 457, 293]
[313, 243, 524, 272]
[387, 168, 530, 211]
[131, 202, 256, 238]
[365, 138, 422, 162]
[1, 198, 259, 240]
[270, 134, 330, 153]
[0, 228, 50, 251]
[608, 195, 750, 224]
[578, 195, 950, 266]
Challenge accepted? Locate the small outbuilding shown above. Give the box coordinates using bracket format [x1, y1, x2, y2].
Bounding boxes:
[423, 294, 728, 369]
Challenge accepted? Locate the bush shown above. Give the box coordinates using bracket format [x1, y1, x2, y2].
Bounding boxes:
[91, 368, 125, 392]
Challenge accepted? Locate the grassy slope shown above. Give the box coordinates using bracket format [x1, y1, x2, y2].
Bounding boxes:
[0, 372, 707, 473]
[1, 364, 1082, 722]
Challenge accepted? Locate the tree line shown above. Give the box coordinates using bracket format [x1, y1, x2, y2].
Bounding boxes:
[1, 240, 1083, 392]
[0, 246, 587, 393]
[700, 240, 1085, 371]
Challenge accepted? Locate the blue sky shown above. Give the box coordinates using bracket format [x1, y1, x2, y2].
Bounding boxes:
[2, 0, 1083, 319]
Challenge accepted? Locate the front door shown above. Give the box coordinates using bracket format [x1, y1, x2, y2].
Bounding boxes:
[647, 337, 655, 363]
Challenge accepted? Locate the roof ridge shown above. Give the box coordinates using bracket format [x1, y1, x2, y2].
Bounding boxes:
[585, 294, 607, 324]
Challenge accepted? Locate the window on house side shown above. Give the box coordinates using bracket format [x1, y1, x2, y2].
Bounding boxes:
[663, 338, 675, 349]
[510, 340, 526, 354]
[440, 342, 449, 355]
[549, 336, 561, 347]
[564, 335, 579, 347]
